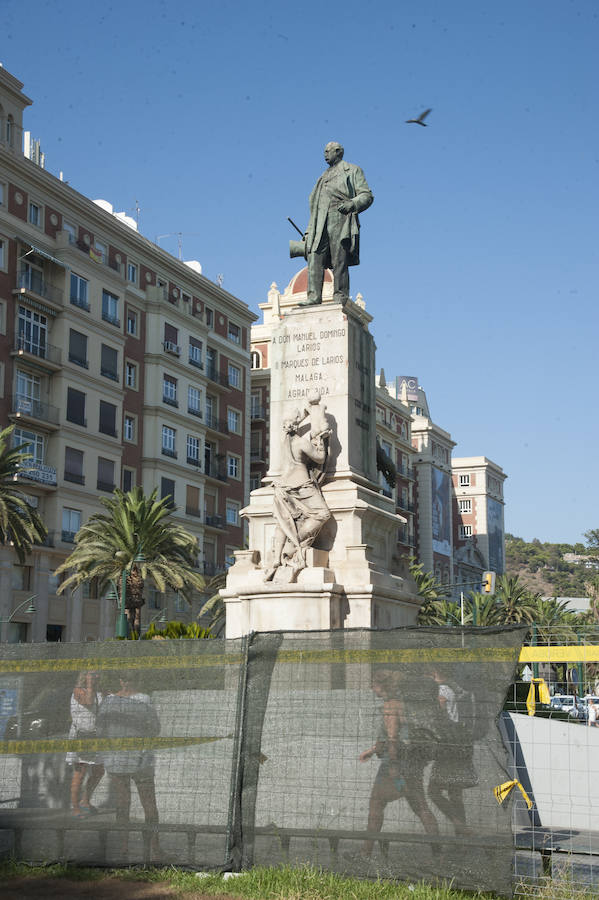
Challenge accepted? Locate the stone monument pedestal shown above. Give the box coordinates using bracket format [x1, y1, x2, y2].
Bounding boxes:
[223, 299, 421, 638]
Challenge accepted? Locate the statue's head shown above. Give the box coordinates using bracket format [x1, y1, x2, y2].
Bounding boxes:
[306, 388, 321, 406]
[324, 142, 344, 166]
[283, 414, 300, 434]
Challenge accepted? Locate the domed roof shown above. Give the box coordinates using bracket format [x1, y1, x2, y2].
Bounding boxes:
[286, 267, 333, 295]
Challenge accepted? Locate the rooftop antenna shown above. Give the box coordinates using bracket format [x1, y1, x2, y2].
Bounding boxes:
[155, 232, 202, 261]
[134, 199, 141, 229]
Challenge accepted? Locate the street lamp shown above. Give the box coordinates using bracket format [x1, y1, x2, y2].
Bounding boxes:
[0, 594, 37, 622]
[114, 546, 146, 639]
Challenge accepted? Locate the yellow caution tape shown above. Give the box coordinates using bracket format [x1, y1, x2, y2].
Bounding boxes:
[493, 779, 533, 810]
[0, 734, 230, 756]
[520, 645, 599, 663]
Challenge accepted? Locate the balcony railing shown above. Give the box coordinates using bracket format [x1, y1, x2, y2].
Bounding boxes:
[70, 294, 90, 312]
[102, 311, 121, 328]
[186, 456, 201, 468]
[251, 406, 265, 420]
[161, 447, 177, 459]
[204, 464, 227, 482]
[205, 515, 225, 529]
[97, 480, 116, 493]
[206, 366, 225, 386]
[162, 395, 178, 408]
[61, 530, 77, 543]
[13, 395, 59, 425]
[15, 334, 62, 366]
[188, 406, 202, 419]
[64, 471, 85, 485]
[202, 562, 227, 577]
[17, 461, 58, 486]
[397, 498, 415, 513]
[397, 464, 415, 479]
[17, 270, 63, 305]
[205, 413, 228, 433]
[250, 448, 263, 460]
[69, 354, 88, 369]
[186, 506, 202, 518]
[189, 356, 203, 370]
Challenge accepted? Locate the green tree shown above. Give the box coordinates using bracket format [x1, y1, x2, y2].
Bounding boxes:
[528, 595, 577, 644]
[494, 575, 539, 624]
[0, 424, 47, 562]
[198, 572, 227, 635]
[56, 487, 205, 632]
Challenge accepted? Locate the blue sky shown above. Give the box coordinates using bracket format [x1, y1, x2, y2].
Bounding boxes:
[3, 0, 597, 544]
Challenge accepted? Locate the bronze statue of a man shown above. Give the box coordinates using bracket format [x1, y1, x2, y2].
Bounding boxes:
[301, 142, 373, 307]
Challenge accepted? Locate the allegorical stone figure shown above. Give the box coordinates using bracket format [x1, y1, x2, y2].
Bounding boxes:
[265, 391, 331, 582]
[302, 141, 373, 307]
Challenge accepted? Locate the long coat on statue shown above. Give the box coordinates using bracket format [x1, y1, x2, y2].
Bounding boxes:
[305, 161, 373, 266]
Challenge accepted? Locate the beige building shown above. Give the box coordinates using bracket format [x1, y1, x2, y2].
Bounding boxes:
[0, 67, 255, 642]
[452, 456, 507, 583]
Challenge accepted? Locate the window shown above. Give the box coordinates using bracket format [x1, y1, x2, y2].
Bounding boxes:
[250, 474, 261, 492]
[251, 392, 263, 418]
[18, 305, 47, 357]
[127, 262, 138, 284]
[70, 273, 89, 310]
[226, 501, 240, 526]
[0, 237, 4, 271]
[189, 337, 202, 368]
[227, 408, 241, 434]
[250, 431, 262, 460]
[64, 446, 84, 484]
[163, 374, 178, 406]
[162, 425, 176, 457]
[101, 344, 119, 380]
[46, 624, 63, 642]
[97, 457, 115, 492]
[62, 508, 81, 542]
[28, 201, 41, 227]
[188, 385, 202, 417]
[228, 321, 240, 344]
[186, 484, 201, 516]
[99, 400, 117, 437]
[250, 350, 262, 369]
[163, 322, 180, 354]
[69, 329, 88, 368]
[161, 477, 175, 508]
[459, 524, 473, 539]
[122, 468, 135, 492]
[0, 183, 4, 206]
[459, 474, 470, 487]
[126, 308, 138, 336]
[63, 221, 77, 244]
[187, 434, 201, 466]
[228, 363, 241, 389]
[205, 306, 213, 328]
[458, 499, 472, 514]
[227, 454, 240, 479]
[102, 290, 120, 326]
[124, 415, 136, 442]
[12, 565, 31, 591]
[93, 240, 107, 264]
[13, 428, 44, 465]
[66, 387, 86, 426]
[182, 292, 191, 305]
[125, 362, 137, 388]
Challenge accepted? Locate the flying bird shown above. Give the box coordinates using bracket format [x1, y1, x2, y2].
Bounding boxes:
[406, 108, 432, 127]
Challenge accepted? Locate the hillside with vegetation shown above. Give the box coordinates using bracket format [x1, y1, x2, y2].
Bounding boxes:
[505, 530, 599, 598]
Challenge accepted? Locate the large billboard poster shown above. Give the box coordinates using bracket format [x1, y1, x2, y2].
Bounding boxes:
[487, 498, 504, 572]
[431, 467, 451, 557]
[395, 375, 419, 401]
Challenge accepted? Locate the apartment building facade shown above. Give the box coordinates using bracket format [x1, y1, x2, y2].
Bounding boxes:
[0, 67, 255, 641]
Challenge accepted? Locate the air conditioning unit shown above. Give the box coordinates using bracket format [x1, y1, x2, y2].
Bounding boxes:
[163, 341, 180, 355]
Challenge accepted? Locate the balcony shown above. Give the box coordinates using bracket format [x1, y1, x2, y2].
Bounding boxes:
[61, 530, 77, 543]
[162, 395, 179, 408]
[188, 406, 202, 419]
[11, 395, 59, 428]
[16, 460, 58, 487]
[161, 447, 177, 459]
[97, 480, 116, 493]
[250, 448, 264, 461]
[186, 456, 201, 468]
[64, 471, 85, 485]
[202, 562, 227, 577]
[70, 294, 90, 312]
[397, 464, 415, 480]
[13, 335, 62, 371]
[204, 464, 227, 482]
[397, 498, 415, 513]
[186, 506, 202, 518]
[163, 341, 181, 356]
[69, 353, 88, 369]
[251, 406, 265, 420]
[205, 413, 228, 434]
[101, 311, 121, 328]
[206, 366, 225, 387]
[189, 355, 203, 370]
[15, 270, 63, 307]
[205, 515, 226, 529]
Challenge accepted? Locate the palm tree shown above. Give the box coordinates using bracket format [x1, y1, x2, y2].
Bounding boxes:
[410, 557, 453, 625]
[460, 591, 503, 626]
[0, 424, 47, 562]
[198, 572, 227, 635]
[493, 574, 539, 625]
[56, 487, 205, 632]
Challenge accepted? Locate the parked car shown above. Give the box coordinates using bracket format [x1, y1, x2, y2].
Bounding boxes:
[550, 694, 577, 712]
